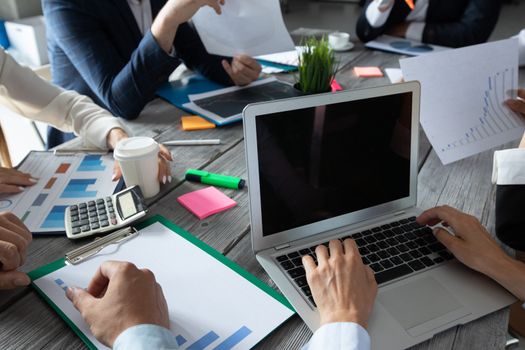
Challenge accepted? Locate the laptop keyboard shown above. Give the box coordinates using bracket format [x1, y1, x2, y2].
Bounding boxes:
[275, 216, 455, 307]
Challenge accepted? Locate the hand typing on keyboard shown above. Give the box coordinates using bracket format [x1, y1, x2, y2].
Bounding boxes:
[302, 239, 378, 329]
[417, 205, 525, 301]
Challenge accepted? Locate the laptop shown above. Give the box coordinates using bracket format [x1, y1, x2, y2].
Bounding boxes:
[242, 82, 516, 350]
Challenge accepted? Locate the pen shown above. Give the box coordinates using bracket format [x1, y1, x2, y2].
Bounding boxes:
[185, 169, 245, 189]
[164, 139, 221, 146]
[54, 149, 108, 155]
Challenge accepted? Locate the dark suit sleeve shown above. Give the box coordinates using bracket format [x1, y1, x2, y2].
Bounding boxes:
[496, 185, 525, 251]
[44, 0, 180, 119]
[423, 0, 502, 48]
[356, 0, 388, 43]
[174, 23, 234, 86]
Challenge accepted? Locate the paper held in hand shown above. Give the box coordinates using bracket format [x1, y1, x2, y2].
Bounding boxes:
[192, 0, 295, 57]
[400, 38, 525, 165]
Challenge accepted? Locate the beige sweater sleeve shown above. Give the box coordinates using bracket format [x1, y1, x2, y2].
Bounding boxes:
[0, 49, 129, 149]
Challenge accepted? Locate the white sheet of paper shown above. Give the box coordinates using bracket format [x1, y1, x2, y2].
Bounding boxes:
[192, 0, 295, 57]
[366, 35, 450, 56]
[0, 152, 117, 233]
[400, 38, 525, 165]
[385, 68, 403, 84]
[33, 222, 294, 350]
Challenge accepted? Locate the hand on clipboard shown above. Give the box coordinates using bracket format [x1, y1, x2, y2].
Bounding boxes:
[65, 261, 170, 347]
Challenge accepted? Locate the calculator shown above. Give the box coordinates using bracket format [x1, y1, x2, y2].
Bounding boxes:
[65, 186, 148, 239]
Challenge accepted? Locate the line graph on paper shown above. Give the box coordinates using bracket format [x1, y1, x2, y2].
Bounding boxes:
[440, 68, 525, 153]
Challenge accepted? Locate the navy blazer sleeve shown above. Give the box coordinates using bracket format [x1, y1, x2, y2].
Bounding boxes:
[356, 0, 501, 48]
[423, 0, 501, 48]
[496, 185, 525, 252]
[44, 0, 232, 119]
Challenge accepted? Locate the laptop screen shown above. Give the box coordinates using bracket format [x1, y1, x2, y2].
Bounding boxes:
[256, 92, 413, 237]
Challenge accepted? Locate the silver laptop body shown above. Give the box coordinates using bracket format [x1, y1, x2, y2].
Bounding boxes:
[243, 82, 515, 350]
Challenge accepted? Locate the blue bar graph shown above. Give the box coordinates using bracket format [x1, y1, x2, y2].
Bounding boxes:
[187, 331, 220, 350]
[41, 206, 68, 229]
[60, 179, 97, 198]
[213, 326, 252, 350]
[78, 155, 106, 172]
[54, 278, 68, 291]
[175, 335, 187, 346]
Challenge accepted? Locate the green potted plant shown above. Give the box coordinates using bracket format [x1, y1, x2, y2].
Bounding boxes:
[296, 36, 338, 94]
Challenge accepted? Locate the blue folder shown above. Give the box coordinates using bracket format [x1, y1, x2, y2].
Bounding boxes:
[157, 75, 235, 125]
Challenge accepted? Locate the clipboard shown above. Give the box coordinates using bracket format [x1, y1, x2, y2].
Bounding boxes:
[29, 215, 295, 350]
[1, 150, 123, 236]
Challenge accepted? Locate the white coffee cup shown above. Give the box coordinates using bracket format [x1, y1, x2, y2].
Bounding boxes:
[328, 32, 351, 50]
[114, 137, 160, 199]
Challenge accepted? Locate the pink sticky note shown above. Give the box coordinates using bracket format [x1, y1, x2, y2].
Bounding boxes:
[177, 186, 237, 220]
[353, 66, 384, 78]
[331, 79, 343, 92]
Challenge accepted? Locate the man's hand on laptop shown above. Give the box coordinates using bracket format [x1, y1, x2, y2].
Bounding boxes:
[303, 239, 378, 329]
[66, 261, 170, 347]
[417, 206, 525, 300]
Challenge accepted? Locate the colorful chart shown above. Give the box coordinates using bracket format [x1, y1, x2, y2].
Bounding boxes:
[41, 206, 68, 229]
[55, 163, 71, 174]
[54, 278, 68, 291]
[78, 155, 106, 172]
[61, 179, 98, 199]
[32, 194, 48, 207]
[175, 326, 252, 350]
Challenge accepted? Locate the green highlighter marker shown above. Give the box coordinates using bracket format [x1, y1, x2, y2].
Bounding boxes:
[185, 169, 245, 189]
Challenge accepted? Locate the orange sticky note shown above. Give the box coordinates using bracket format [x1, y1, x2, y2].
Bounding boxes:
[177, 186, 237, 220]
[181, 116, 216, 131]
[353, 66, 384, 78]
[405, 0, 415, 10]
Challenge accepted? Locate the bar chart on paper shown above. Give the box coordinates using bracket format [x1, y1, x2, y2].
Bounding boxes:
[0, 152, 118, 233]
[400, 38, 525, 164]
[440, 68, 525, 154]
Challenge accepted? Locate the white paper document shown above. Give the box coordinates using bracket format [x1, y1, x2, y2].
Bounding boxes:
[0, 152, 118, 234]
[192, 0, 295, 57]
[366, 35, 450, 56]
[385, 68, 404, 84]
[33, 221, 294, 350]
[400, 38, 525, 164]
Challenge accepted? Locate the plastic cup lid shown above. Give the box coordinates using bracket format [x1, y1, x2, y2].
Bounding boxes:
[114, 137, 159, 160]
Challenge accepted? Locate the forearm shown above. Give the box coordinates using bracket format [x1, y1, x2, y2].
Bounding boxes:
[485, 256, 525, 301]
[151, 7, 179, 54]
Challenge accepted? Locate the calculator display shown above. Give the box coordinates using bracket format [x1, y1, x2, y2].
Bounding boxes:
[118, 192, 138, 219]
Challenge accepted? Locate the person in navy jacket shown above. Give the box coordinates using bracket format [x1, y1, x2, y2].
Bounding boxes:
[42, 0, 261, 147]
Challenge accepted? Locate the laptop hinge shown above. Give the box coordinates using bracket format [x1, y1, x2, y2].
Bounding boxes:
[274, 243, 291, 251]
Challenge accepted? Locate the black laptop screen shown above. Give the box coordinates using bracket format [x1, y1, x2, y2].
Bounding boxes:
[256, 92, 413, 237]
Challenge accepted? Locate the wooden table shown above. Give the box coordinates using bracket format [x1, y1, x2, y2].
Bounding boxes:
[0, 43, 521, 350]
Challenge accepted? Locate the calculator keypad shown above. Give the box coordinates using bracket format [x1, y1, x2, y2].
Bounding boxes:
[69, 197, 117, 235]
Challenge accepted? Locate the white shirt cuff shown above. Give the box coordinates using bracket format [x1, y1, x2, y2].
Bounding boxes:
[366, 1, 393, 28]
[302, 322, 371, 350]
[492, 148, 525, 185]
[113, 324, 178, 350]
[405, 22, 425, 42]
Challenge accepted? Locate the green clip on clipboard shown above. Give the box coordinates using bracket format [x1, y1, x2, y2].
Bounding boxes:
[29, 215, 295, 350]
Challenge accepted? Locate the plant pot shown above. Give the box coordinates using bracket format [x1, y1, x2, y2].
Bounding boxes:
[293, 83, 331, 95]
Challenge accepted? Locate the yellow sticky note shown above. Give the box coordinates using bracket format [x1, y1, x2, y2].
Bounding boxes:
[181, 116, 216, 131]
[353, 66, 384, 78]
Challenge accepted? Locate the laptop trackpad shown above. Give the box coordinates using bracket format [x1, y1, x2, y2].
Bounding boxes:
[379, 277, 471, 337]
